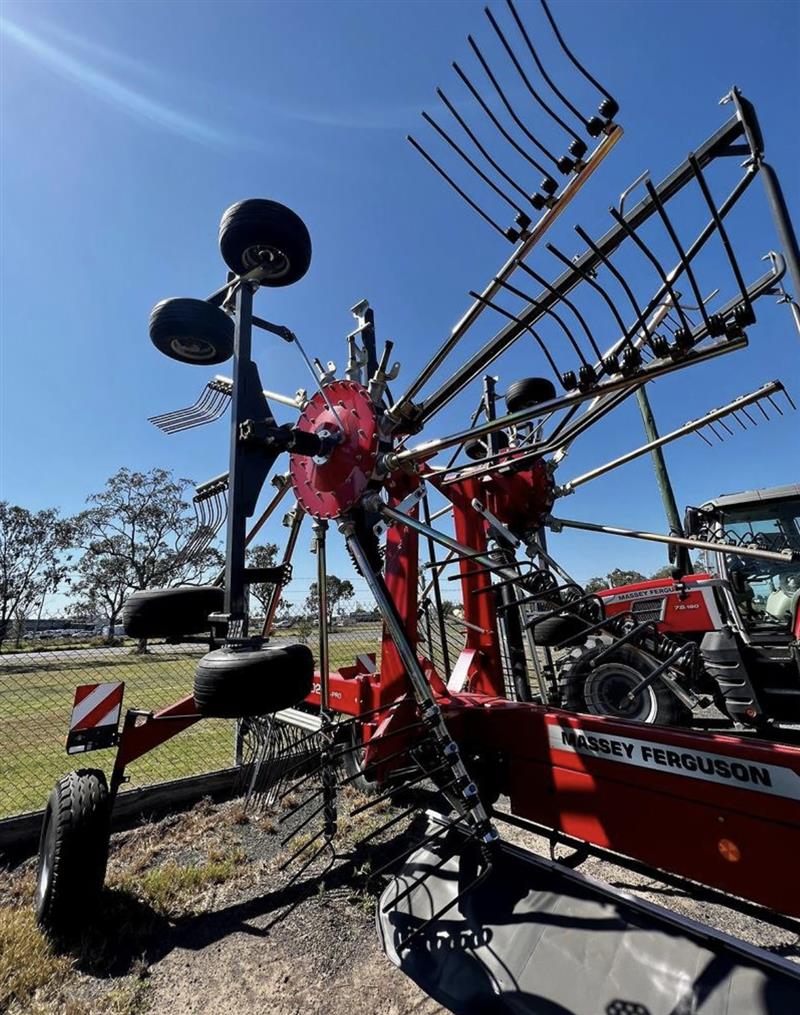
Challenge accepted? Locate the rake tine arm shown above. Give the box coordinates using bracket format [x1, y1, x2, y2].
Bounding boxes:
[644, 180, 714, 333]
[494, 276, 590, 364]
[436, 87, 539, 208]
[371, 823, 454, 887]
[484, 6, 583, 152]
[516, 260, 606, 362]
[545, 241, 633, 355]
[349, 763, 451, 818]
[468, 290, 564, 380]
[421, 110, 528, 217]
[451, 61, 551, 182]
[468, 34, 562, 170]
[505, 0, 590, 131]
[607, 207, 693, 342]
[407, 135, 511, 239]
[574, 224, 653, 347]
[689, 154, 754, 324]
[278, 828, 326, 872]
[539, 0, 618, 117]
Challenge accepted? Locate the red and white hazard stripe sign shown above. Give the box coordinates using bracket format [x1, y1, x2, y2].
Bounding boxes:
[66, 682, 124, 754]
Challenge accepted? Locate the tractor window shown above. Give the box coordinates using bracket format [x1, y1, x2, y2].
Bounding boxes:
[719, 495, 800, 630]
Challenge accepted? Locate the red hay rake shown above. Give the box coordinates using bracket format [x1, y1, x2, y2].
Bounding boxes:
[36, 2, 800, 1010]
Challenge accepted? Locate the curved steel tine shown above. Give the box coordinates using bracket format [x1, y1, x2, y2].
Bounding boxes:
[452, 61, 550, 182]
[421, 110, 527, 217]
[492, 275, 590, 365]
[539, 0, 618, 114]
[730, 410, 749, 432]
[505, 0, 590, 130]
[695, 428, 714, 447]
[160, 388, 229, 433]
[436, 87, 537, 208]
[545, 241, 636, 358]
[607, 206, 693, 339]
[468, 289, 564, 380]
[484, 6, 583, 150]
[574, 223, 653, 347]
[149, 382, 215, 424]
[468, 34, 562, 172]
[643, 180, 712, 332]
[515, 259, 606, 362]
[407, 135, 510, 239]
[688, 154, 754, 323]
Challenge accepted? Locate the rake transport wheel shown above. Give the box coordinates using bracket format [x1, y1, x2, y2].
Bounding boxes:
[122, 585, 225, 640]
[149, 297, 234, 365]
[560, 643, 689, 726]
[531, 613, 590, 648]
[193, 643, 314, 718]
[341, 725, 380, 796]
[218, 199, 312, 285]
[35, 769, 111, 936]
[504, 376, 558, 413]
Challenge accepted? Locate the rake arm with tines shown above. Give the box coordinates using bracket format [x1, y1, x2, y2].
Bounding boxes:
[408, 0, 621, 245]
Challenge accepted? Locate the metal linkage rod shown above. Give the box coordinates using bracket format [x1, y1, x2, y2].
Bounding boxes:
[548, 516, 800, 565]
[262, 505, 304, 636]
[559, 381, 789, 493]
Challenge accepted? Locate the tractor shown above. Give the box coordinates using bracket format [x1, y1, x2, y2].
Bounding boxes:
[556, 484, 800, 730]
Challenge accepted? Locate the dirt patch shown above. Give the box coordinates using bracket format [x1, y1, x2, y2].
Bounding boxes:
[0, 791, 446, 1015]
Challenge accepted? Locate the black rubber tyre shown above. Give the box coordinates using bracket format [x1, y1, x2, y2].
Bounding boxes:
[505, 377, 557, 414]
[560, 643, 689, 725]
[35, 769, 111, 935]
[218, 199, 312, 285]
[194, 643, 314, 718]
[341, 725, 379, 796]
[149, 298, 234, 365]
[464, 431, 509, 461]
[122, 586, 224, 640]
[530, 613, 589, 648]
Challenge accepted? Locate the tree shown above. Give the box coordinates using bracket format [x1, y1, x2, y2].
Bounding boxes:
[584, 576, 611, 594]
[607, 568, 647, 587]
[650, 565, 675, 580]
[305, 575, 355, 628]
[247, 543, 280, 617]
[0, 503, 73, 650]
[71, 468, 223, 647]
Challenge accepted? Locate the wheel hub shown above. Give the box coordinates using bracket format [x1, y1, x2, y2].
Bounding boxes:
[289, 380, 380, 520]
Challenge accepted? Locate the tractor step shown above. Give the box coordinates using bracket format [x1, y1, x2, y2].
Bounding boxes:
[378, 815, 800, 1014]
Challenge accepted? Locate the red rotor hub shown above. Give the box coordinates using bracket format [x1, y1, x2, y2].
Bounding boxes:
[289, 380, 380, 520]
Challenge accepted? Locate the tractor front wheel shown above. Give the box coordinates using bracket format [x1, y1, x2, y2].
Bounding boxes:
[560, 643, 689, 726]
[35, 769, 111, 936]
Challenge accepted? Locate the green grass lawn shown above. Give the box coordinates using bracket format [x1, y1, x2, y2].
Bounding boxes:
[0, 631, 380, 819]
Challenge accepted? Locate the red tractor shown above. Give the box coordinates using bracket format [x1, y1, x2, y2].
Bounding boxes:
[557, 484, 800, 730]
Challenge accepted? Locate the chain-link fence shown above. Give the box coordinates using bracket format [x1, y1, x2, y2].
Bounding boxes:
[0, 619, 386, 819]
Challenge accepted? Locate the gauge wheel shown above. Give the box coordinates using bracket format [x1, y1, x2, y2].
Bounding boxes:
[149, 297, 234, 365]
[218, 199, 312, 285]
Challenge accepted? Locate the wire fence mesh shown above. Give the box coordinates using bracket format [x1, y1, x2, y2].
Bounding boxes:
[0, 619, 391, 819]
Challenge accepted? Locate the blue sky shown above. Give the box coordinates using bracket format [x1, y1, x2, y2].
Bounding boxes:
[1, 0, 798, 607]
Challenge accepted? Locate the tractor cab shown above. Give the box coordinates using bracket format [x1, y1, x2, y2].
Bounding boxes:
[686, 484, 800, 641]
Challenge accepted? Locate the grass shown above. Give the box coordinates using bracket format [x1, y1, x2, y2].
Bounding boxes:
[0, 629, 380, 818]
[0, 800, 258, 1014]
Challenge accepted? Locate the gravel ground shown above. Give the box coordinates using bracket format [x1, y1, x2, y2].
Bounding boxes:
[4, 785, 799, 1014]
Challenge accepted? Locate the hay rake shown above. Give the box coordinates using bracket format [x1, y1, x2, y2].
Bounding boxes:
[36, 2, 800, 1010]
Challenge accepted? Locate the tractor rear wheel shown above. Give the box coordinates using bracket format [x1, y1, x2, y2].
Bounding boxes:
[560, 643, 689, 726]
[36, 769, 111, 936]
